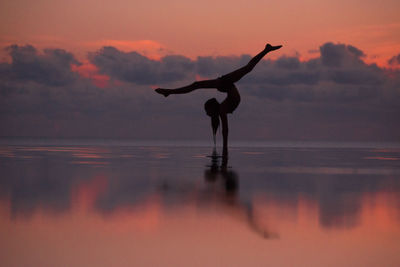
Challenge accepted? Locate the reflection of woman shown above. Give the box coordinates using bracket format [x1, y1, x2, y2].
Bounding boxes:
[158, 149, 277, 238]
[203, 149, 278, 239]
[156, 44, 282, 155]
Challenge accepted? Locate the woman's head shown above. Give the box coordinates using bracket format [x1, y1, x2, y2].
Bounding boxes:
[204, 98, 220, 142]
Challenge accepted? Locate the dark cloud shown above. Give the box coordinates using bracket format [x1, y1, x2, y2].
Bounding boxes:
[388, 54, 400, 66]
[88, 46, 195, 84]
[274, 56, 301, 70]
[0, 42, 399, 141]
[236, 44, 395, 105]
[196, 55, 251, 77]
[319, 42, 365, 67]
[0, 45, 80, 86]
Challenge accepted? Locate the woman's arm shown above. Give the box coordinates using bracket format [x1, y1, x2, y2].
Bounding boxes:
[155, 79, 221, 97]
[220, 113, 228, 157]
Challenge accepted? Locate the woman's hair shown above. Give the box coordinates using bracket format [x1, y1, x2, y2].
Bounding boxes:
[204, 98, 220, 143]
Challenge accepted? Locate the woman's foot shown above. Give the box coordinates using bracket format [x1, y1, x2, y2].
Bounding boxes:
[155, 88, 170, 97]
[265, 44, 282, 52]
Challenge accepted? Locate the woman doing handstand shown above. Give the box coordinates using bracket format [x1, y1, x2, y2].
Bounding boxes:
[155, 43, 282, 156]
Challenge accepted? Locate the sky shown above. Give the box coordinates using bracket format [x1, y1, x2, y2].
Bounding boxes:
[0, 0, 400, 141]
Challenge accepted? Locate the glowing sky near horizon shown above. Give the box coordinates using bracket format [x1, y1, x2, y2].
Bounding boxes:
[1, 0, 400, 65]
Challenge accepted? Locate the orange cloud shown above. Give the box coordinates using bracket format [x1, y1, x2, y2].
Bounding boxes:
[71, 60, 110, 88]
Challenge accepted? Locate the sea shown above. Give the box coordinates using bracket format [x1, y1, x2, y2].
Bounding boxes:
[1, 139, 400, 266]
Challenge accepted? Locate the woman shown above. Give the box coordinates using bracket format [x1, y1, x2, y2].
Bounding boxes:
[155, 43, 282, 155]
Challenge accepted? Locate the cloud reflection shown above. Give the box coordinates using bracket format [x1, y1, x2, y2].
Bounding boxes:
[0, 144, 399, 234]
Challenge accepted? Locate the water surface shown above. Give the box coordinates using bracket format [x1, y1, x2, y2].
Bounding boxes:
[0, 142, 400, 266]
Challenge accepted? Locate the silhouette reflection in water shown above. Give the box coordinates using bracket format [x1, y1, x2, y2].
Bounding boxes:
[1, 145, 400, 267]
[202, 148, 278, 238]
[158, 148, 277, 238]
[1, 145, 400, 233]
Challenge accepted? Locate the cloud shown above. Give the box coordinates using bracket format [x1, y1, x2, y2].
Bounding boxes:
[88, 46, 195, 85]
[0, 42, 399, 141]
[388, 54, 400, 66]
[274, 56, 301, 70]
[319, 42, 365, 67]
[83, 39, 166, 60]
[79, 43, 399, 105]
[196, 55, 251, 78]
[234, 43, 396, 106]
[70, 61, 110, 88]
[0, 45, 80, 86]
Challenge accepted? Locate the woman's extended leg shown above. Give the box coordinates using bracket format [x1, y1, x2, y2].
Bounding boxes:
[220, 44, 282, 84]
[155, 79, 221, 97]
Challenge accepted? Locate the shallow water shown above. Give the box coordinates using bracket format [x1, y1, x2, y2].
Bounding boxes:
[1, 142, 400, 267]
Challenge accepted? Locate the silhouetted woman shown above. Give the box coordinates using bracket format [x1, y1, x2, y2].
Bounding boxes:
[155, 44, 282, 155]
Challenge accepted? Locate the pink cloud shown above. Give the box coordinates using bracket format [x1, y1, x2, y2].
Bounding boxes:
[71, 60, 110, 88]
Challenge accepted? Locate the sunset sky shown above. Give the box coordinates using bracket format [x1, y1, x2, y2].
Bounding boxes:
[1, 0, 400, 63]
[1, 0, 399, 141]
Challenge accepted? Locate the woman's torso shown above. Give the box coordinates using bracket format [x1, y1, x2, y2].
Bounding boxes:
[217, 78, 241, 114]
